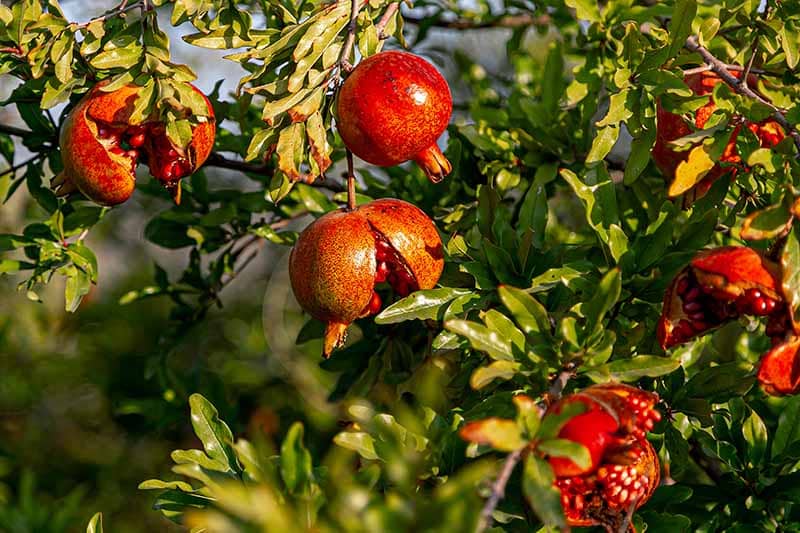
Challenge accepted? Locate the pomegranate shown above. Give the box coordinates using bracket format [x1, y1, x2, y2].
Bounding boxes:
[289, 198, 444, 356]
[336, 51, 453, 183]
[652, 71, 785, 203]
[55, 81, 215, 206]
[758, 337, 800, 396]
[658, 246, 784, 349]
[546, 384, 661, 529]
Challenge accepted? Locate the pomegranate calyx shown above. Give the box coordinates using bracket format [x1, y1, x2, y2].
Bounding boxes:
[413, 144, 452, 183]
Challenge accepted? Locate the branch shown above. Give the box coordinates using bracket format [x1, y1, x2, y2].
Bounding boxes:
[0, 124, 34, 138]
[375, 1, 400, 39]
[338, 0, 361, 74]
[475, 448, 523, 533]
[402, 12, 549, 30]
[204, 151, 272, 175]
[74, 0, 144, 29]
[684, 35, 800, 154]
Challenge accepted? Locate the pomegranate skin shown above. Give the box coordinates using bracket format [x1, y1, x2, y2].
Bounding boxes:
[358, 198, 445, 290]
[289, 198, 444, 356]
[336, 51, 453, 182]
[652, 72, 784, 203]
[57, 82, 215, 206]
[58, 86, 136, 206]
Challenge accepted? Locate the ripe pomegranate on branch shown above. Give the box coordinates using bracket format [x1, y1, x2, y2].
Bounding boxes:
[336, 50, 453, 183]
[546, 384, 661, 530]
[289, 198, 444, 356]
[55, 81, 215, 206]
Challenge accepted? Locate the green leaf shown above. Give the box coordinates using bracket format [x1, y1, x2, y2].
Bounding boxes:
[333, 431, 378, 460]
[497, 285, 549, 335]
[537, 438, 591, 471]
[668, 0, 697, 58]
[90, 45, 143, 69]
[586, 125, 619, 164]
[375, 288, 473, 324]
[522, 455, 565, 528]
[781, 226, 800, 331]
[580, 268, 621, 342]
[188, 394, 242, 474]
[565, 0, 600, 23]
[280, 422, 313, 494]
[86, 512, 103, 533]
[470, 361, 522, 390]
[772, 395, 800, 459]
[781, 24, 799, 69]
[743, 409, 768, 467]
[445, 319, 513, 361]
[584, 355, 681, 382]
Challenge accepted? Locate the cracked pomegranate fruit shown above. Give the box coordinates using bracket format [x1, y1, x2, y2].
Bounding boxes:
[55, 81, 215, 206]
[758, 337, 800, 396]
[652, 71, 784, 203]
[546, 384, 661, 529]
[289, 198, 444, 356]
[336, 51, 452, 183]
[658, 246, 784, 349]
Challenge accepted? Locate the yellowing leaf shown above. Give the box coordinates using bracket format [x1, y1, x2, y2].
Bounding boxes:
[669, 145, 715, 197]
[459, 417, 526, 452]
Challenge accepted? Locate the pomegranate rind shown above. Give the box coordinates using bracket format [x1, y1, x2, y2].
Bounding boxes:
[359, 198, 444, 291]
[658, 247, 782, 349]
[758, 337, 800, 396]
[336, 51, 452, 180]
[289, 209, 376, 328]
[550, 409, 618, 478]
[59, 89, 136, 206]
[58, 81, 215, 206]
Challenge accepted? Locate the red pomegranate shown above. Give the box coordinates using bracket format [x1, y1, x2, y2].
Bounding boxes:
[55, 81, 215, 206]
[652, 71, 784, 204]
[758, 337, 800, 396]
[289, 198, 444, 356]
[336, 51, 453, 183]
[658, 246, 784, 349]
[547, 384, 661, 529]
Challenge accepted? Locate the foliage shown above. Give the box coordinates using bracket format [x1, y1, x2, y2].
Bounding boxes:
[0, 0, 800, 531]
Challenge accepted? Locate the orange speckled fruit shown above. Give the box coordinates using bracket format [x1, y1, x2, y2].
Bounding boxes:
[336, 51, 453, 183]
[289, 198, 444, 356]
[56, 81, 215, 206]
[652, 71, 785, 204]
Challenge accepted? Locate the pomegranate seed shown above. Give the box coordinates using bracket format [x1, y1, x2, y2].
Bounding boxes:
[683, 302, 702, 313]
[375, 262, 389, 283]
[161, 162, 174, 180]
[676, 277, 690, 295]
[128, 133, 146, 148]
[685, 287, 701, 302]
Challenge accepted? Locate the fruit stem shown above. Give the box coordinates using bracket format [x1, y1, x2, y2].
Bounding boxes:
[338, 0, 362, 75]
[346, 148, 356, 211]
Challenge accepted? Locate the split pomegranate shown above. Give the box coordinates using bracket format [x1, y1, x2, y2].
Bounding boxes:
[758, 337, 800, 396]
[336, 51, 453, 183]
[289, 198, 444, 356]
[658, 246, 784, 349]
[55, 81, 215, 206]
[546, 384, 661, 529]
[652, 71, 785, 203]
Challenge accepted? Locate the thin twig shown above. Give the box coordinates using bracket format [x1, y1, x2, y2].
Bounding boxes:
[0, 154, 44, 179]
[375, 1, 400, 39]
[548, 370, 572, 399]
[475, 448, 523, 533]
[0, 124, 35, 138]
[338, 0, 361, 74]
[346, 149, 356, 210]
[74, 0, 143, 28]
[681, 64, 769, 77]
[204, 151, 271, 175]
[740, 39, 759, 86]
[402, 12, 549, 30]
[685, 35, 800, 154]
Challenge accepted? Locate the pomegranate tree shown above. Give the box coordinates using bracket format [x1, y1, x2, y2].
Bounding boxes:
[547, 384, 661, 529]
[55, 81, 215, 206]
[336, 51, 453, 183]
[289, 199, 444, 356]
